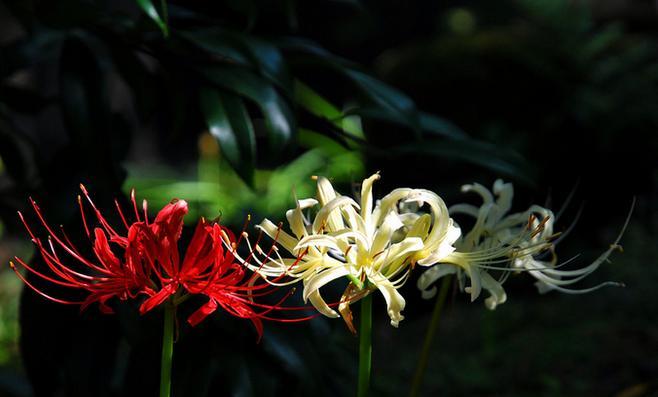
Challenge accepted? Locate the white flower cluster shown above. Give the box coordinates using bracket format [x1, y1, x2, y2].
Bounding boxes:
[249, 174, 627, 329]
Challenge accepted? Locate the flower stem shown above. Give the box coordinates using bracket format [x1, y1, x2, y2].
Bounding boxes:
[357, 294, 373, 397]
[160, 301, 175, 397]
[408, 275, 452, 397]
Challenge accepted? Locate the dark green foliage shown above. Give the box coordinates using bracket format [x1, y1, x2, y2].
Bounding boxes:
[0, 0, 656, 396]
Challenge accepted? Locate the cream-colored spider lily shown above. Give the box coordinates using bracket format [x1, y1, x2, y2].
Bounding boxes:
[251, 173, 459, 329]
[418, 180, 627, 310]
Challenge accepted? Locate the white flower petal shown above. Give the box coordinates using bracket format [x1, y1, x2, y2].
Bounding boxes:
[371, 211, 404, 256]
[295, 234, 341, 252]
[461, 182, 494, 204]
[449, 203, 479, 218]
[463, 264, 482, 302]
[257, 219, 299, 254]
[360, 173, 380, 225]
[417, 264, 458, 299]
[302, 266, 351, 302]
[316, 176, 346, 231]
[312, 196, 359, 233]
[285, 198, 318, 239]
[307, 289, 340, 318]
[316, 176, 337, 205]
[374, 237, 424, 273]
[369, 273, 406, 327]
[417, 222, 461, 266]
[480, 271, 507, 310]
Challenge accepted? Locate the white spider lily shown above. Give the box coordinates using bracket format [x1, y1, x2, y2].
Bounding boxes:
[252, 173, 459, 329]
[418, 179, 627, 309]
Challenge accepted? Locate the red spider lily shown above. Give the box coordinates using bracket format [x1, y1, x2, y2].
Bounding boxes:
[10, 186, 156, 313]
[133, 201, 317, 339]
[11, 185, 317, 339]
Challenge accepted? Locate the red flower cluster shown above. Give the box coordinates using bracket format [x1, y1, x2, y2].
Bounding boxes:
[10, 185, 309, 338]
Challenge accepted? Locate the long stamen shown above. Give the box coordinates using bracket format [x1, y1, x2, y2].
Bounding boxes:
[9, 261, 85, 305]
[114, 199, 130, 230]
[131, 189, 140, 222]
[78, 196, 91, 238]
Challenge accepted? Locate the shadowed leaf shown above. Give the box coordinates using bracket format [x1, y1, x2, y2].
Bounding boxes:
[200, 89, 256, 186]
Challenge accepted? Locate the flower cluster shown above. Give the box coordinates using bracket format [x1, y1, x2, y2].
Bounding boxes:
[11, 176, 628, 334]
[253, 173, 459, 330]
[252, 175, 627, 329]
[417, 180, 628, 309]
[10, 186, 306, 338]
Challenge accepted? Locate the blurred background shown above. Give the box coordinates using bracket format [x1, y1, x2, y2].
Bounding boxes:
[0, 0, 657, 396]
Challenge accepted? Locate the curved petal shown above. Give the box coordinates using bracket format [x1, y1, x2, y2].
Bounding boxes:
[295, 234, 341, 252]
[371, 211, 404, 256]
[370, 273, 406, 327]
[312, 196, 359, 233]
[417, 222, 461, 266]
[307, 289, 340, 318]
[316, 176, 345, 231]
[463, 264, 482, 302]
[360, 173, 380, 226]
[461, 183, 494, 205]
[480, 271, 507, 310]
[286, 198, 318, 239]
[187, 299, 219, 326]
[257, 219, 299, 254]
[302, 266, 351, 302]
[152, 199, 188, 241]
[374, 237, 424, 274]
[417, 264, 458, 299]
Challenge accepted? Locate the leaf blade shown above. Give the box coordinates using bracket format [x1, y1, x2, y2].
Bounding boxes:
[135, 0, 169, 37]
[200, 89, 256, 186]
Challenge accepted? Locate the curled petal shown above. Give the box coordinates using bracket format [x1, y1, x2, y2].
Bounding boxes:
[257, 219, 299, 254]
[316, 177, 345, 232]
[369, 273, 406, 327]
[480, 271, 507, 310]
[417, 222, 461, 266]
[463, 264, 482, 302]
[307, 289, 340, 318]
[302, 266, 351, 304]
[312, 196, 359, 234]
[139, 283, 178, 315]
[360, 173, 380, 225]
[188, 299, 219, 326]
[417, 264, 458, 299]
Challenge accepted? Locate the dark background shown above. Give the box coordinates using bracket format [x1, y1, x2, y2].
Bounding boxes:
[0, 0, 656, 396]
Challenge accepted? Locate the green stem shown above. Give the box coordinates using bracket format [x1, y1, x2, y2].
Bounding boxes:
[357, 294, 373, 397]
[408, 275, 452, 397]
[160, 301, 175, 397]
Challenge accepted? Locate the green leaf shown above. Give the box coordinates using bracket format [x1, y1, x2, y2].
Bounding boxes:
[135, 0, 169, 37]
[277, 38, 421, 136]
[343, 69, 420, 135]
[418, 112, 468, 140]
[179, 30, 250, 66]
[200, 66, 295, 152]
[394, 139, 534, 185]
[239, 36, 291, 91]
[200, 89, 256, 186]
[180, 29, 292, 91]
[344, 106, 465, 139]
[294, 80, 364, 140]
